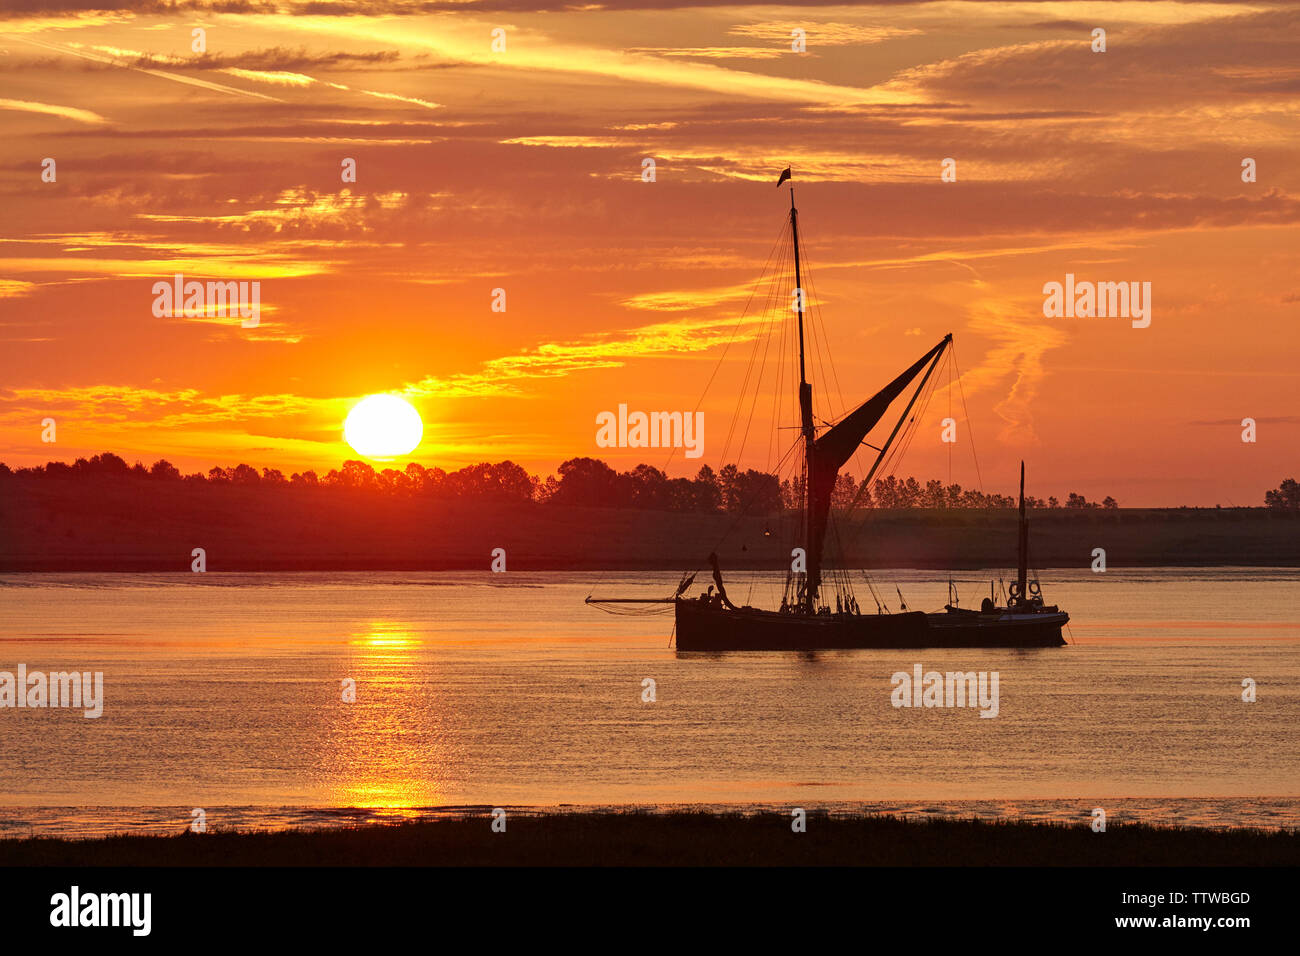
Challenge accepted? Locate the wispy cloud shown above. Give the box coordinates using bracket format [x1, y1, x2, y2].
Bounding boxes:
[405, 315, 765, 399]
[0, 96, 105, 124]
[959, 299, 1071, 446]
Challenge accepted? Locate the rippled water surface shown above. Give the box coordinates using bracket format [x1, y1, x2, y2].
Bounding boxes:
[1, 569, 1296, 836]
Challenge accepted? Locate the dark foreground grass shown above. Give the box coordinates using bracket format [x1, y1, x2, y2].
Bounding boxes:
[1, 811, 1296, 866]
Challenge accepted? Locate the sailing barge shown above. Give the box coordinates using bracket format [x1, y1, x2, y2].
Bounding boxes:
[589, 176, 1067, 651]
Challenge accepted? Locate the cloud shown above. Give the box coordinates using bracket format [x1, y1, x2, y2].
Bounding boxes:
[133, 189, 422, 234]
[619, 282, 757, 312]
[0, 96, 106, 124]
[14, 35, 285, 100]
[0, 279, 39, 298]
[1190, 416, 1300, 426]
[222, 68, 317, 86]
[404, 314, 765, 398]
[957, 298, 1070, 445]
[0, 384, 322, 431]
[728, 21, 921, 45]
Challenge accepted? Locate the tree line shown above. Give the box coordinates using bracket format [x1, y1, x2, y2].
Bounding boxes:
[0, 451, 1144, 512]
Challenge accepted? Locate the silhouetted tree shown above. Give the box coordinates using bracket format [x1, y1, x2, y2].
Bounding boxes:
[338, 460, 377, 490]
[921, 479, 946, 509]
[231, 464, 260, 485]
[664, 477, 698, 512]
[719, 466, 781, 515]
[0, 452, 1131, 513]
[833, 473, 861, 509]
[444, 461, 533, 501]
[550, 457, 626, 507]
[1265, 478, 1300, 510]
[693, 465, 722, 513]
[628, 464, 670, 510]
[872, 475, 901, 508]
[79, 452, 128, 477]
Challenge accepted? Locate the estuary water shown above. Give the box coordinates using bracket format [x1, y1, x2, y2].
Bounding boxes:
[0, 568, 1296, 837]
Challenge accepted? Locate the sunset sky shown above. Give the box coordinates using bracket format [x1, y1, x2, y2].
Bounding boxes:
[1, 0, 1296, 506]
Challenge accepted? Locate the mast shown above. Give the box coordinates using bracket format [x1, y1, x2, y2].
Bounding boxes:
[1016, 461, 1028, 606]
[790, 187, 817, 613]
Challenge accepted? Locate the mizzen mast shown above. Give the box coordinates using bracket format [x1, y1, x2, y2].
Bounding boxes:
[788, 182, 818, 613]
[1016, 460, 1029, 607]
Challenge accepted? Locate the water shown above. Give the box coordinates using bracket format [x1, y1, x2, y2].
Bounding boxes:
[1, 569, 1297, 837]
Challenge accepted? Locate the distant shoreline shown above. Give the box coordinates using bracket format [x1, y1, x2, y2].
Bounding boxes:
[3, 560, 1298, 572]
[1, 481, 1295, 572]
[1, 811, 1295, 866]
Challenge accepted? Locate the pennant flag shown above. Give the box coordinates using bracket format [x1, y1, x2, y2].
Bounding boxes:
[776, 167, 791, 188]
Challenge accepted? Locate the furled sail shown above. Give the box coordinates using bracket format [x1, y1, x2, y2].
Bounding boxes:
[804, 336, 950, 606]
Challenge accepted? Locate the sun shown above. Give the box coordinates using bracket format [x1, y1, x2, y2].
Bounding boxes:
[343, 394, 423, 459]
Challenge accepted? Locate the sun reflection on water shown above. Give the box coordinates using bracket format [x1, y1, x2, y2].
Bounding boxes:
[318, 621, 452, 809]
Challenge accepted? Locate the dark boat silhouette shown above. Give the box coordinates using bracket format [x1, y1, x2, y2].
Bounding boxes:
[589, 173, 1067, 650]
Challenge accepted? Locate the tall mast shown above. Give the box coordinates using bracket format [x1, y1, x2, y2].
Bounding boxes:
[790, 187, 817, 613]
[1017, 460, 1028, 606]
[791, 189, 809, 392]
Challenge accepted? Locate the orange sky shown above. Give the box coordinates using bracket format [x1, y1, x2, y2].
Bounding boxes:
[1, 1, 1297, 505]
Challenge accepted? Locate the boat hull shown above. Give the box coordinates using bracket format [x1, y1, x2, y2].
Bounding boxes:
[674, 600, 1066, 651]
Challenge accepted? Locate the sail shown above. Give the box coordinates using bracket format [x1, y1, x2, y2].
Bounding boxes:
[804, 336, 949, 604]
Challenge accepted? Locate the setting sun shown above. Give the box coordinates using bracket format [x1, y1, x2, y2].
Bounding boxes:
[344, 394, 423, 459]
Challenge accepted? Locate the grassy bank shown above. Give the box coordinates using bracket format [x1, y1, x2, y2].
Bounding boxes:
[2, 811, 1296, 866]
[1, 480, 1296, 570]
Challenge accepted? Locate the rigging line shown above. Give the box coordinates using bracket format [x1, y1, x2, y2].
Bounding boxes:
[948, 351, 953, 485]
[839, 416, 920, 570]
[846, 367, 938, 543]
[692, 216, 789, 413]
[763, 236, 793, 469]
[591, 220, 788, 599]
[705, 434, 803, 559]
[805, 279, 839, 428]
[881, 350, 942, 481]
[824, 517, 857, 603]
[747, 229, 790, 458]
[801, 241, 877, 492]
[826, 374, 941, 598]
[728, 236, 790, 467]
[951, 342, 986, 495]
[767, 265, 791, 474]
[734, 239, 788, 468]
[806, 283, 847, 426]
[828, 365, 942, 601]
[797, 232, 848, 423]
[883, 370, 940, 492]
[802, 246, 849, 424]
[656, 217, 789, 482]
[838, 343, 945, 526]
[719, 237, 781, 465]
[703, 218, 790, 467]
[721, 283, 774, 465]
